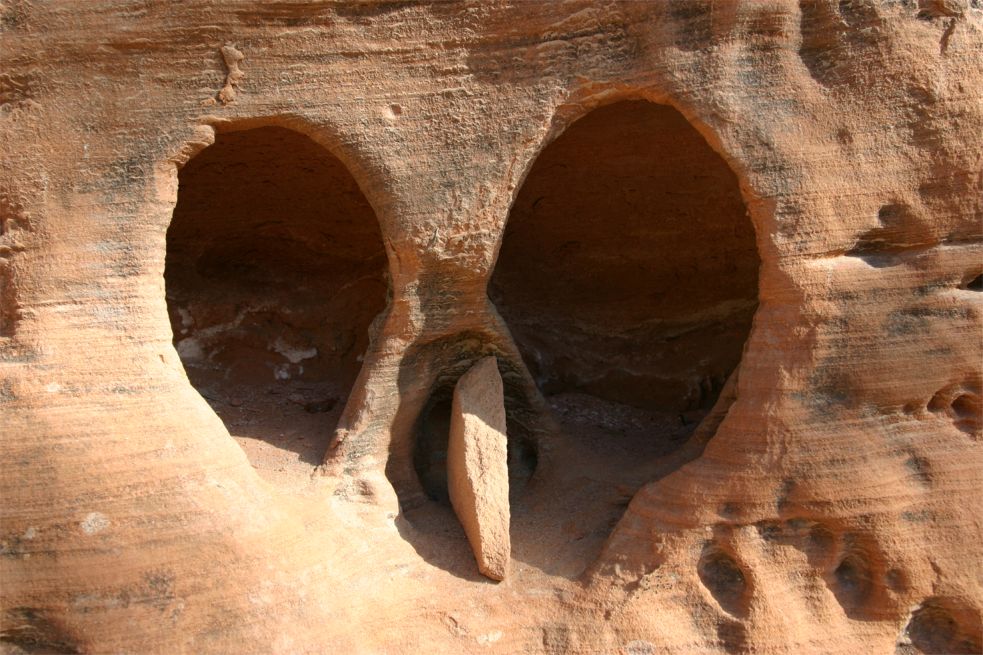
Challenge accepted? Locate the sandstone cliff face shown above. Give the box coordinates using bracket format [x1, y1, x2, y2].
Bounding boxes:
[1, 1, 981, 653]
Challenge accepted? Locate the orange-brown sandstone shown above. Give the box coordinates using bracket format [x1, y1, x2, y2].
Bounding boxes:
[1, 1, 981, 654]
[448, 356, 511, 581]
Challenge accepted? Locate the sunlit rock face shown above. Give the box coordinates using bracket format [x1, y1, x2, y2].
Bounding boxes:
[1, 2, 981, 654]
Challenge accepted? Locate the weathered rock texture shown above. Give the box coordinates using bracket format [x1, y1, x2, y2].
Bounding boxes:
[1, 1, 982, 654]
[448, 356, 511, 581]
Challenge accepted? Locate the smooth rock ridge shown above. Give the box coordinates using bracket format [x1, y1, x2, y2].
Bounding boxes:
[448, 356, 511, 581]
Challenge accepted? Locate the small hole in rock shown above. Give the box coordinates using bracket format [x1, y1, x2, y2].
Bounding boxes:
[964, 274, 982, 291]
[398, 348, 541, 580]
[845, 201, 933, 267]
[951, 393, 982, 436]
[951, 394, 978, 420]
[414, 392, 453, 505]
[698, 546, 749, 617]
[832, 552, 872, 612]
[878, 203, 905, 225]
[929, 386, 982, 437]
[906, 597, 983, 654]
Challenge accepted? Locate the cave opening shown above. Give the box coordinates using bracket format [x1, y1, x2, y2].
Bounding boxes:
[165, 125, 388, 484]
[488, 99, 760, 576]
[412, 365, 539, 508]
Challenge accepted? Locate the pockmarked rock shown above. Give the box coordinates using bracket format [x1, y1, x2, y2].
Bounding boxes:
[2, 3, 982, 652]
[448, 356, 511, 581]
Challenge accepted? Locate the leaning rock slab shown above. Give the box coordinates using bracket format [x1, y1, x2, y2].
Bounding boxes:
[448, 356, 511, 581]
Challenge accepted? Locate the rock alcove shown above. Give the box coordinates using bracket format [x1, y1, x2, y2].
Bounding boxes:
[165, 125, 388, 480]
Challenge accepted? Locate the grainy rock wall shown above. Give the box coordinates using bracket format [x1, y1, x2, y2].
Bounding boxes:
[1, 1, 981, 653]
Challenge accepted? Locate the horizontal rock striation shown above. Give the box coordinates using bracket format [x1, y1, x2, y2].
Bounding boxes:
[1, 2, 981, 653]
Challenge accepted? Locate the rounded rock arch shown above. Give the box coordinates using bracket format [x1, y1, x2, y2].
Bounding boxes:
[489, 94, 763, 430]
[161, 117, 393, 478]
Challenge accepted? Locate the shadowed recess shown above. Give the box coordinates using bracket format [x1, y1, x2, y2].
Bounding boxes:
[904, 597, 983, 654]
[698, 545, 750, 617]
[832, 551, 873, 614]
[413, 372, 538, 507]
[490, 100, 759, 414]
[165, 125, 388, 471]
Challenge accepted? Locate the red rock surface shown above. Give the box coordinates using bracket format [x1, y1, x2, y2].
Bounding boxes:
[1, 2, 981, 654]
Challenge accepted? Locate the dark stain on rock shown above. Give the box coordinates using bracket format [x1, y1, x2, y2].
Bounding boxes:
[0, 607, 80, 654]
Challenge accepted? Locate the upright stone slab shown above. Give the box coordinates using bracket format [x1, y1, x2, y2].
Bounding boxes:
[448, 356, 511, 581]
